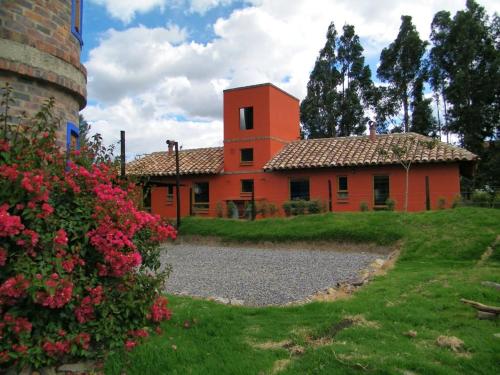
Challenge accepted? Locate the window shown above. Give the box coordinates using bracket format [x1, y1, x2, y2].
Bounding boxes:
[239, 107, 253, 130]
[290, 179, 310, 201]
[240, 148, 254, 163]
[71, 0, 83, 46]
[241, 179, 254, 194]
[193, 182, 209, 211]
[373, 175, 390, 206]
[66, 122, 79, 153]
[143, 187, 151, 211]
[166, 185, 174, 203]
[337, 176, 348, 199]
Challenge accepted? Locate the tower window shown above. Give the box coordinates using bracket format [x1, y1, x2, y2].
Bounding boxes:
[239, 107, 253, 130]
[72, 0, 83, 46]
[241, 179, 254, 194]
[240, 148, 254, 163]
[66, 122, 79, 153]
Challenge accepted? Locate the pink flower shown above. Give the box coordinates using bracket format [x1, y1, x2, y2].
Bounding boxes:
[124, 340, 137, 351]
[0, 204, 24, 237]
[149, 296, 172, 322]
[54, 229, 68, 246]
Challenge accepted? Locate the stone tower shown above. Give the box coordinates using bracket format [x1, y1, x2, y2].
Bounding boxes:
[0, 0, 87, 147]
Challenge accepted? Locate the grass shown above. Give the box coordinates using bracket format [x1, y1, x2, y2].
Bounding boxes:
[105, 207, 500, 374]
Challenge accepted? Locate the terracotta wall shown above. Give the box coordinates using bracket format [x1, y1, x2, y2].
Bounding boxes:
[150, 162, 461, 219]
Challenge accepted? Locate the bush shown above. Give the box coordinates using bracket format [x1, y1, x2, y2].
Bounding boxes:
[215, 201, 224, 218]
[282, 201, 293, 216]
[0, 87, 176, 370]
[470, 190, 498, 208]
[437, 197, 447, 210]
[226, 201, 238, 219]
[308, 199, 321, 214]
[451, 194, 462, 209]
[256, 200, 269, 217]
[268, 202, 278, 216]
[244, 201, 254, 219]
[360, 201, 369, 211]
[385, 198, 396, 211]
[294, 200, 306, 215]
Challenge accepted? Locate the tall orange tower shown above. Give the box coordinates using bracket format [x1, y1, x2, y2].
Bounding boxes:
[0, 0, 87, 147]
[222, 83, 300, 172]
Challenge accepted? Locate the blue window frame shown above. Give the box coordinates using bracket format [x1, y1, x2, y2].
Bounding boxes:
[71, 0, 83, 46]
[66, 122, 80, 153]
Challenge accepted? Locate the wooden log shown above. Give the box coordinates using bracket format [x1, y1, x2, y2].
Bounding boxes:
[481, 281, 500, 291]
[460, 299, 500, 314]
[477, 311, 497, 320]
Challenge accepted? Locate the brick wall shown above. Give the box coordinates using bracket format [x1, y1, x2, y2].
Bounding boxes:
[0, 0, 87, 146]
[0, 71, 80, 146]
[0, 0, 85, 72]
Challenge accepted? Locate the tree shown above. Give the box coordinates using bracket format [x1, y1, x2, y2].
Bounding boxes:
[410, 74, 437, 135]
[377, 15, 428, 133]
[378, 136, 437, 211]
[429, 10, 453, 141]
[301, 23, 374, 138]
[432, 0, 499, 155]
[78, 114, 91, 148]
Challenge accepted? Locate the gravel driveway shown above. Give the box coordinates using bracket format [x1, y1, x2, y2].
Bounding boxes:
[161, 243, 384, 306]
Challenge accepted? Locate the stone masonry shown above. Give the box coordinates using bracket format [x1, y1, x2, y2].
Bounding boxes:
[0, 0, 87, 144]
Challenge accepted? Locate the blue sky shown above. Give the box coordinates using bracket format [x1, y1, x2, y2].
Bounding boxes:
[80, 0, 498, 158]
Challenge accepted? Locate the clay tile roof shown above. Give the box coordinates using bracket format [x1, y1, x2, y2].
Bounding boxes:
[264, 133, 477, 171]
[126, 147, 223, 176]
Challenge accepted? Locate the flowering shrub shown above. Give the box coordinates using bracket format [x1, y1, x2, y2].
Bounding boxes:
[0, 85, 176, 370]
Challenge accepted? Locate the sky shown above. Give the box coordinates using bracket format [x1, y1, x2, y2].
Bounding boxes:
[81, 0, 499, 159]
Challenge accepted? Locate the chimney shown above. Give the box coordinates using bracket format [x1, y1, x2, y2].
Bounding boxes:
[167, 141, 174, 156]
[369, 121, 376, 141]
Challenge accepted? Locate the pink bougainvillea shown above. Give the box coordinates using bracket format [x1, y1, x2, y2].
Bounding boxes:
[0, 91, 176, 369]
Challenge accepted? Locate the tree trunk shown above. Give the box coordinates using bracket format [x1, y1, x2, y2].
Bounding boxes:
[403, 93, 409, 133]
[434, 92, 441, 138]
[442, 91, 449, 143]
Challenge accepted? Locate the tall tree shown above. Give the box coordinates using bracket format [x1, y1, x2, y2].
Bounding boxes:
[429, 10, 453, 141]
[377, 16, 428, 133]
[301, 23, 374, 138]
[433, 0, 499, 155]
[410, 74, 437, 135]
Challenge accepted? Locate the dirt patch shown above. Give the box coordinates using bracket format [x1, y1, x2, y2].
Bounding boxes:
[307, 249, 401, 304]
[252, 340, 293, 350]
[345, 314, 381, 329]
[436, 335, 464, 352]
[270, 359, 291, 374]
[176, 235, 395, 254]
[476, 235, 500, 267]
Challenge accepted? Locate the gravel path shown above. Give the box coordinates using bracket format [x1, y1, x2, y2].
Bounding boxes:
[160, 243, 384, 306]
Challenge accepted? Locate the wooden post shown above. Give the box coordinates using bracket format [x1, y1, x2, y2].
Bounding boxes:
[251, 182, 256, 221]
[120, 130, 125, 178]
[425, 176, 430, 210]
[328, 179, 332, 212]
[189, 187, 193, 216]
[174, 141, 181, 228]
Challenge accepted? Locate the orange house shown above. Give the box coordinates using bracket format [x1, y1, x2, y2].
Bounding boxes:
[127, 83, 477, 218]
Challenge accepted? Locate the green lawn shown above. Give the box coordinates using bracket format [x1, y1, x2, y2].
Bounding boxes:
[105, 208, 500, 374]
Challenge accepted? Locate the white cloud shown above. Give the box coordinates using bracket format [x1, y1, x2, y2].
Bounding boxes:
[89, 0, 168, 23]
[84, 0, 499, 156]
[188, 0, 236, 14]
